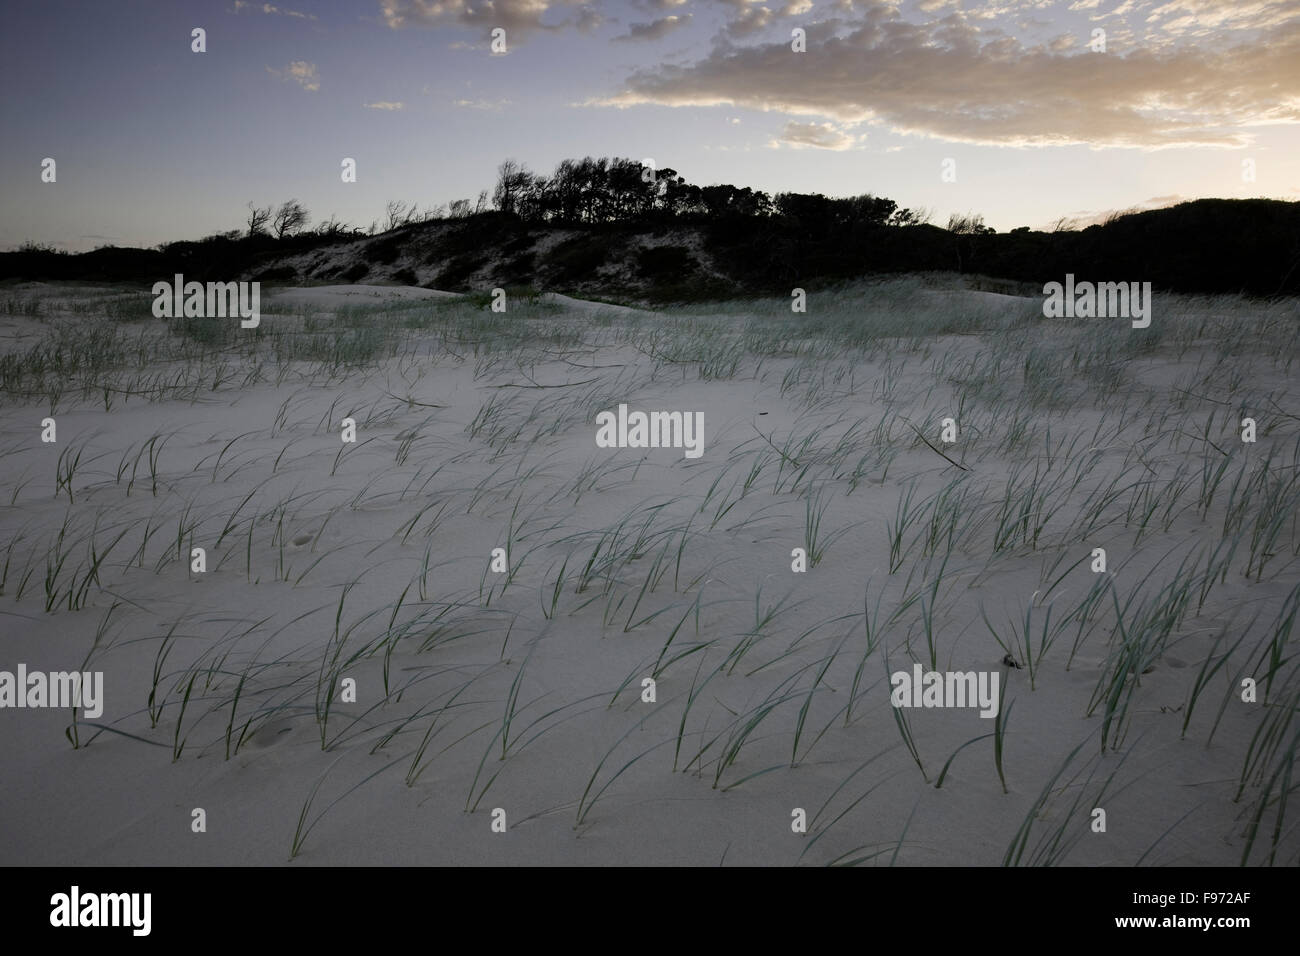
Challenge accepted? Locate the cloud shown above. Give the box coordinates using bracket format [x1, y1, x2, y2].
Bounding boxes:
[601, 7, 1300, 148]
[364, 101, 406, 110]
[268, 60, 320, 91]
[769, 121, 856, 149]
[613, 14, 691, 41]
[726, 5, 775, 37]
[1146, 0, 1300, 35]
[233, 1, 317, 19]
[453, 97, 513, 110]
[378, 0, 593, 42]
[574, 4, 604, 31]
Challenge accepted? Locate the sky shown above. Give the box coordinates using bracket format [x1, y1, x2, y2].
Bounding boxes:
[2, 0, 1298, 252]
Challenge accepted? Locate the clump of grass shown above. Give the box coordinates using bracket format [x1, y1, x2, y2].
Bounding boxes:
[803, 483, 850, 569]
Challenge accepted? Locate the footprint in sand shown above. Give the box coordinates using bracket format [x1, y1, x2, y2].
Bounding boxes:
[246, 719, 297, 750]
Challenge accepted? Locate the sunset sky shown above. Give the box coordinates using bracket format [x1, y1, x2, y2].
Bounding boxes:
[3, 0, 1298, 251]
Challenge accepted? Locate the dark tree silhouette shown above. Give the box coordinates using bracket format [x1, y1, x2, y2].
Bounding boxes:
[246, 202, 272, 239]
[492, 159, 532, 217]
[273, 200, 310, 239]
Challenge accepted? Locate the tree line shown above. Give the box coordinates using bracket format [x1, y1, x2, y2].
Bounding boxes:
[232, 156, 935, 244]
[491, 156, 931, 229]
[8, 155, 1296, 296]
[239, 192, 493, 243]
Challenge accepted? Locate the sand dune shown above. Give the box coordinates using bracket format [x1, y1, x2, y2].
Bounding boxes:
[269, 284, 465, 308]
[0, 279, 1297, 866]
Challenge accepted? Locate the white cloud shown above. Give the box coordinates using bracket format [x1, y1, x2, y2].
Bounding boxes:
[769, 121, 856, 149]
[601, 8, 1300, 149]
[613, 15, 692, 41]
[1146, 0, 1300, 34]
[727, 5, 775, 37]
[453, 98, 513, 110]
[234, 1, 317, 19]
[268, 60, 320, 92]
[378, 0, 595, 42]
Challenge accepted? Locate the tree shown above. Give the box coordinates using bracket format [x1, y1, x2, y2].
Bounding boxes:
[774, 192, 836, 234]
[606, 158, 651, 220]
[493, 159, 534, 216]
[315, 215, 357, 238]
[840, 194, 898, 228]
[655, 168, 689, 218]
[273, 199, 310, 239]
[888, 205, 931, 226]
[571, 156, 609, 223]
[549, 158, 583, 222]
[946, 212, 995, 235]
[947, 212, 995, 273]
[513, 172, 547, 221]
[246, 202, 272, 239]
[384, 200, 424, 230]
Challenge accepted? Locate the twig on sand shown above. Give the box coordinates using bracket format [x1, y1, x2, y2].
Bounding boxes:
[487, 377, 600, 390]
[380, 390, 445, 408]
[752, 426, 801, 466]
[905, 421, 970, 472]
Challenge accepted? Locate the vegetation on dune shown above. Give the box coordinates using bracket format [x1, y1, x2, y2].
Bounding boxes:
[6, 158, 1298, 297]
[0, 279, 1298, 864]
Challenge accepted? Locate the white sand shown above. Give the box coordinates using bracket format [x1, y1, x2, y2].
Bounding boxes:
[0, 282, 1295, 866]
[268, 284, 464, 307]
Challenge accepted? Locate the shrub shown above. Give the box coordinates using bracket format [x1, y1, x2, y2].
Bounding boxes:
[501, 253, 535, 284]
[365, 236, 403, 265]
[438, 253, 488, 291]
[638, 245, 695, 279]
[549, 234, 611, 282]
[255, 266, 297, 282]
